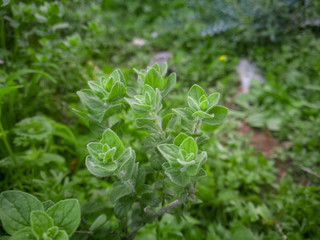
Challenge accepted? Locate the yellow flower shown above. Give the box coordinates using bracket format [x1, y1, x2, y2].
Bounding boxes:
[219, 55, 226, 62]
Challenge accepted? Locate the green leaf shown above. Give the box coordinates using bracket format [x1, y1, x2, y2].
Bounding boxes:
[86, 156, 117, 177]
[9, 228, 36, 240]
[186, 151, 207, 176]
[205, 106, 228, 125]
[187, 96, 200, 111]
[145, 68, 164, 89]
[43, 201, 55, 211]
[180, 137, 198, 156]
[207, 92, 220, 111]
[161, 113, 173, 131]
[157, 144, 179, 165]
[159, 62, 168, 76]
[192, 111, 212, 119]
[46, 226, 59, 239]
[102, 103, 125, 122]
[0, 86, 23, 103]
[188, 84, 206, 102]
[163, 165, 190, 187]
[231, 226, 256, 240]
[172, 108, 194, 121]
[143, 84, 156, 105]
[101, 129, 124, 159]
[110, 184, 132, 204]
[87, 142, 103, 161]
[46, 199, 80, 236]
[161, 72, 176, 97]
[173, 133, 189, 146]
[119, 161, 138, 181]
[77, 90, 104, 111]
[0, 190, 43, 235]
[101, 76, 114, 92]
[89, 214, 108, 232]
[145, 92, 151, 105]
[101, 147, 116, 163]
[31, 211, 54, 239]
[107, 82, 126, 101]
[200, 99, 209, 110]
[0, 236, 10, 240]
[1, 0, 10, 7]
[136, 118, 158, 132]
[54, 230, 68, 240]
[116, 147, 135, 170]
[140, 193, 161, 207]
[7, 69, 57, 84]
[114, 196, 134, 219]
[88, 81, 107, 99]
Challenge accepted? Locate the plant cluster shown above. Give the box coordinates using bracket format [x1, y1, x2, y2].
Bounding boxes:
[74, 63, 228, 238]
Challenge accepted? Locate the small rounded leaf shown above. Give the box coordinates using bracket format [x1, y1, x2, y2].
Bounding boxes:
[188, 84, 206, 102]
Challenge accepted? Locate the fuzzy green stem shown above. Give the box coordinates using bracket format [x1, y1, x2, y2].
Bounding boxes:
[193, 118, 202, 134]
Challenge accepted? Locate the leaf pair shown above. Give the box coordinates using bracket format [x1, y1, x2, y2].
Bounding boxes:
[0, 191, 81, 240]
[158, 133, 207, 187]
[125, 84, 162, 114]
[134, 63, 176, 97]
[75, 69, 126, 123]
[86, 129, 136, 179]
[173, 84, 228, 126]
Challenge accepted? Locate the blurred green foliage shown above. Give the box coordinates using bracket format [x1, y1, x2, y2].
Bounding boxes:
[0, 0, 319, 239]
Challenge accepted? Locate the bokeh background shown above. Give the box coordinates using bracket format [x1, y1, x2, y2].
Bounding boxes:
[1, 0, 320, 239]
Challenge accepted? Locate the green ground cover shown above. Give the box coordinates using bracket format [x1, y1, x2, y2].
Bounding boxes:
[0, 1, 320, 239]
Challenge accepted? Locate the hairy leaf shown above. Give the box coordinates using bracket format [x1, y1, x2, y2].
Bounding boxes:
[46, 199, 81, 236]
[31, 211, 53, 239]
[0, 191, 43, 235]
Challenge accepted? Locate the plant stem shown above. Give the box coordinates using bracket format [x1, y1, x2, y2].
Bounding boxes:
[193, 118, 202, 134]
[127, 200, 181, 239]
[0, 106, 17, 166]
[75, 231, 94, 236]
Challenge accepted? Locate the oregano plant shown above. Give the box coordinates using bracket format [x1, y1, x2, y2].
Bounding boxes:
[0, 190, 81, 240]
[75, 63, 228, 239]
